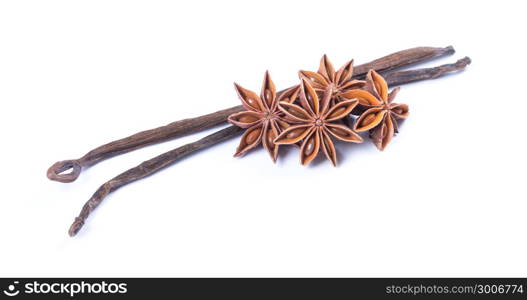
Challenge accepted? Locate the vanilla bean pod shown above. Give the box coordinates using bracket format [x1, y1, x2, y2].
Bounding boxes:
[385, 57, 471, 86]
[68, 125, 243, 236]
[68, 57, 471, 236]
[353, 46, 455, 79]
[48, 46, 455, 183]
[47, 106, 244, 183]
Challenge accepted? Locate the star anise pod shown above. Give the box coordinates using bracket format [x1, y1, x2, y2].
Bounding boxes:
[345, 70, 409, 151]
[228, 71, 300, 161]
[274, 77, 363, 166]
[299, 54, 365, 103]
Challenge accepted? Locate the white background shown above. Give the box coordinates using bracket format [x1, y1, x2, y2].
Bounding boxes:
[0, 0, 525, 277]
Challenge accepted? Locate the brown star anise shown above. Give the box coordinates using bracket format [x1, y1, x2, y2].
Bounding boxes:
[228, 71, 300, 161]
[299, 54, 365, 103]
[274, 77, 363, 166]
[345, 70, 409, 151]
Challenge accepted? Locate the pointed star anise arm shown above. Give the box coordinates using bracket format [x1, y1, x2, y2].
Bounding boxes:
[228, 111, 264, 128]
[335, 60, 354, 86]
[355, 107, 387, 132]
[319, 54, 336, 83]
[262, 120, 280, 161]
[370, 113, 395, 151]
[260, 71, 276, 110]
[234, 125, 263, 156]
[365, 68, 389, 101]
[234, 82, 265, 112]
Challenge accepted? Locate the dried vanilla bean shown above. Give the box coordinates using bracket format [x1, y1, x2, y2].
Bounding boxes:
[48, 46, 455, 183]
[68, 125, 243, 236]
[353, 46, 455, 79]
[68, 57, 471, 236]
[384, 57, 471, 86]
[47, 106, 244, 183]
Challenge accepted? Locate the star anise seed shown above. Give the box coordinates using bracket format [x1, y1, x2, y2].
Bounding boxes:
[274, 77, 363, 166]
[228, 71, 300, 161]
[345, 70, 409, 151]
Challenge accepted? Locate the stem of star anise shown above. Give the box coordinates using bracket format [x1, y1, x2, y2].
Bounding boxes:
[68, 57, 471, 236]
[48, 46, 455, 183]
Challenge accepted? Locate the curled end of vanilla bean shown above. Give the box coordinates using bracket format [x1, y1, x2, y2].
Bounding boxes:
[69, 217, 85, 237]
[454, 56, 472, 69]
[47, 160, 83, 183]
[442, 45, 455, 56]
